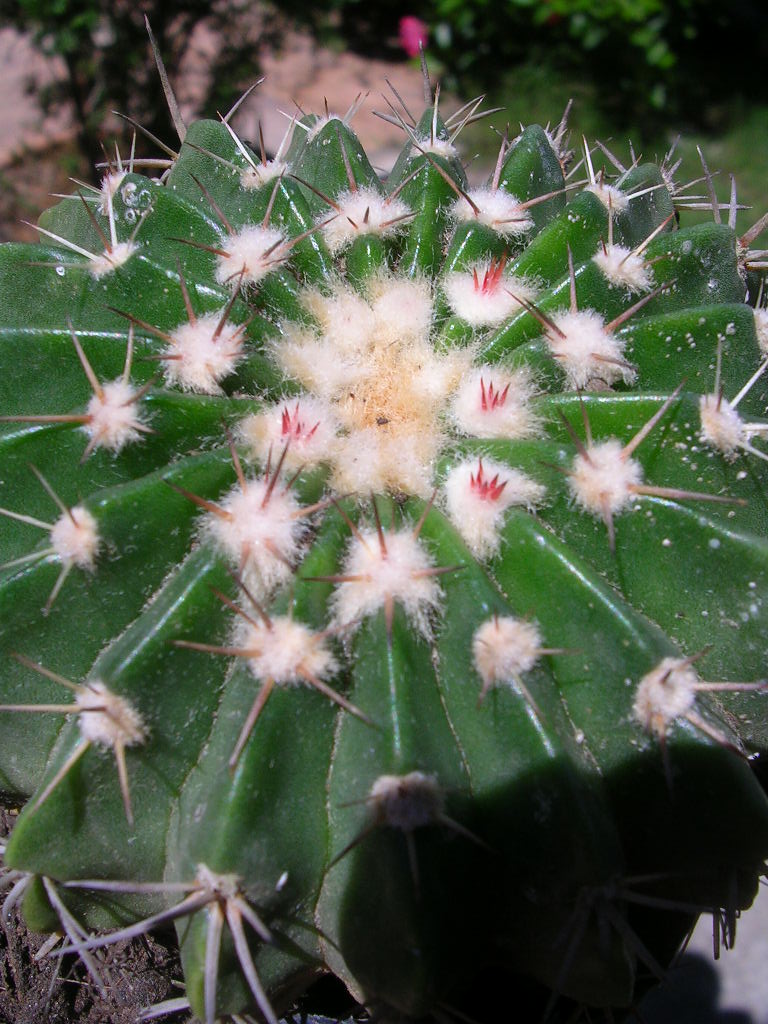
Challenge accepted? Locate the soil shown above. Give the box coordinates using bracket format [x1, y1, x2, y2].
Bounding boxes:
[0, 810, 187, 1024]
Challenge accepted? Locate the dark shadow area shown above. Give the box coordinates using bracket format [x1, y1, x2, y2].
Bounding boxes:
[325, 744, 768, 1022]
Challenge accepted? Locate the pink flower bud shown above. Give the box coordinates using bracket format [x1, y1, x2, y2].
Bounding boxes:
[398, 16, 429, 58]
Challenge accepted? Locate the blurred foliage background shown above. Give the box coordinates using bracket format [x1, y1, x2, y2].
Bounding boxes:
[295, 0, 767, 130]
[0, 0, 766, 244]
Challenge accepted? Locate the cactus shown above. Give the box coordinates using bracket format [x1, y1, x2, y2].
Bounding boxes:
[1, 45, 768, 1023]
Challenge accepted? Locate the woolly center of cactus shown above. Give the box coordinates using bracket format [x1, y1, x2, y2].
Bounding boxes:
[276, 277, 472, 495]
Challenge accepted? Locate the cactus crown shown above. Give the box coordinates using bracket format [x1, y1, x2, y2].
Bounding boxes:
[1, 43, 768, 1024]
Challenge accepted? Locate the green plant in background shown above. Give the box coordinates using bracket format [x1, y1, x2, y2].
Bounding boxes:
[429, 0, 684, 76]
[307, 0, 767, 131]
[1, 36, 768, 1022]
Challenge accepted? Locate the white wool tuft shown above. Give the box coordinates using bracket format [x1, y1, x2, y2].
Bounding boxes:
[76, 681, 147, 748]
[415, 135, 458, 160]
[632, 657, 699, 737]
[339, 425, 436, 495]
[444, 459, 545, 557]
[90, 241, 137, 279]
[331, 527, 442, 636]
[451, 366, 539, 439]
[240, 396, 338, 470]
[369, 772, 444, 830]
[754, 308, 768, 355]
[331, 428, 436, 497]
[546, 309, 635, 390]
[569, 439, 643, 517]
[592, 245, 652, 292]
[331, 429, 389, 493]
[215, 224, 286, 288]
[306, 114, 342, 142]
[98, 171, 127, 215]
[50, 505, 99, 570]
[450, 187, 534, 238]
[367, 276, 433, 341]
[85, 379, 146, 451]
[240, 160, 287, 191]
[699, 393, 745, 459]
[410, 348, 472, 410]
[235, 616, 337, 686]
[443, 264, 537, 326]
[472, 616, 542, 693]
[319, 187, 411, 254]
[163, 314, 245, 394]
[277, 335, 364, 401]
[585, 181, 629, 212]
[303, 287, 377, 353]
[203, 478, 305, 595]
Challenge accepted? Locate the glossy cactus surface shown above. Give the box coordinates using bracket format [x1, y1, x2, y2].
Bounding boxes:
[1, 71, 768, 1023]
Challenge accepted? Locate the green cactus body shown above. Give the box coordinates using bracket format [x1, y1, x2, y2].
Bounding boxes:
[0, 74, 767, 1022]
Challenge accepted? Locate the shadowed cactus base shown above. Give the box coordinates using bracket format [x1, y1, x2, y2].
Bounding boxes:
[0, 56, 768, 1023]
